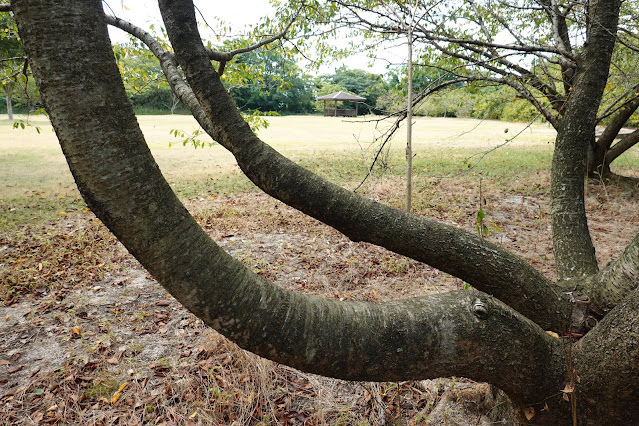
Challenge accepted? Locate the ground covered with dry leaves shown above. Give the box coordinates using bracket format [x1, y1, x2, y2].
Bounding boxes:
[1, 174, 638, 425]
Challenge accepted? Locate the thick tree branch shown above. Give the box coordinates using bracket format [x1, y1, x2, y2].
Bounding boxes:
[595, 94, 639, 156]
[605, 129, 639, 163]
[14, 0, 569, 407]
[538, 0, 573, 54]
[573, 286, 639, 422]
[157, 0, 575, 332]
[581, 233, 639, 314]
[104, 1, 574, 331]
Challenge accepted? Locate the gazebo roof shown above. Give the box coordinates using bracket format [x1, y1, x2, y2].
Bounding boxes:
[316, 91, 366, 101]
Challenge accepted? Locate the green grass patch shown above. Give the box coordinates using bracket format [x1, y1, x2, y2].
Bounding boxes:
[1, 115, 558, 227]
[294, 145, 553, 186]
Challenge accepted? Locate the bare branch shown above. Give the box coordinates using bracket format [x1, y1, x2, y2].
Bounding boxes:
[0, 55, 25, 63]
[205, 5, 302, 64]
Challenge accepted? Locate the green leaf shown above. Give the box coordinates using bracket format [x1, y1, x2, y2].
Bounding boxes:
[476, 208, 486, 223]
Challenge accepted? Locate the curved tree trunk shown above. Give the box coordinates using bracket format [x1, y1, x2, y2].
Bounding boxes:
[11, 0, 639, 424]
[13, 0, 569, 409]
[157, 0, 574, 332]
[573, 287, 639, 424]
[106, 4, 573, 331]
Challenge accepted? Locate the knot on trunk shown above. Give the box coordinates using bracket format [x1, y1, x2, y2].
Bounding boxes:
[471, 299, 489, 320]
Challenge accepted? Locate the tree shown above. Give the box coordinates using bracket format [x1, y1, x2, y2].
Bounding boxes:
[228, 48, 315, 114]
[8, 0, 639, 424]
[0, 11, 25, 119]
[291, 0, 639, 181]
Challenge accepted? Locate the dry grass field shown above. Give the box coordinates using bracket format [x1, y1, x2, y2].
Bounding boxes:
[1, 114, 638, 424]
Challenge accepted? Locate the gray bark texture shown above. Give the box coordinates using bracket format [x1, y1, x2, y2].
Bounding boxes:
[550, 0, 620, 281]
[10, 0, 639, 424]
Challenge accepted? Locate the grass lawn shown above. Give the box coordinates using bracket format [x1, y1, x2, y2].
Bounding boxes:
[0, 114, 562, 225]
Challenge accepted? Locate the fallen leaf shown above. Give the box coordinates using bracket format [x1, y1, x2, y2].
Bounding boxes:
[524, 407, 535, 420]
[106, 357, 119, 365]
[8, 365, 23, 374]
[111, 392, 122, 404]
[545, 331, 560, 339]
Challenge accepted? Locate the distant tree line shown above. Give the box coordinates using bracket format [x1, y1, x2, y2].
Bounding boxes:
[112, 47, 555, 123]
[4, 30, 631, 125]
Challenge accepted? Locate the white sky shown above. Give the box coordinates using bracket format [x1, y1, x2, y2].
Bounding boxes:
[104, 0, 273, 42]
[103, 0, 397, 75]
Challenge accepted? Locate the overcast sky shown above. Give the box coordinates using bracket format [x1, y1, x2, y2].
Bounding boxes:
[103, 0, 398, 75]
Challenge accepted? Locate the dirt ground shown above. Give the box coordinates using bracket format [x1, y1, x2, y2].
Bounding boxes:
[1, 175, 638, 425]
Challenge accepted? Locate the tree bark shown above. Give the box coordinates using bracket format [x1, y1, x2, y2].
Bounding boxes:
[550, 0, 621, 282]
[605, 129, 639, 166]
[572, 287, 639, 424]
[581, 233, 639, 313]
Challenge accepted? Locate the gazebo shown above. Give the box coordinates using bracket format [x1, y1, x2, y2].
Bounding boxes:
[317, 91, 366, 117]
